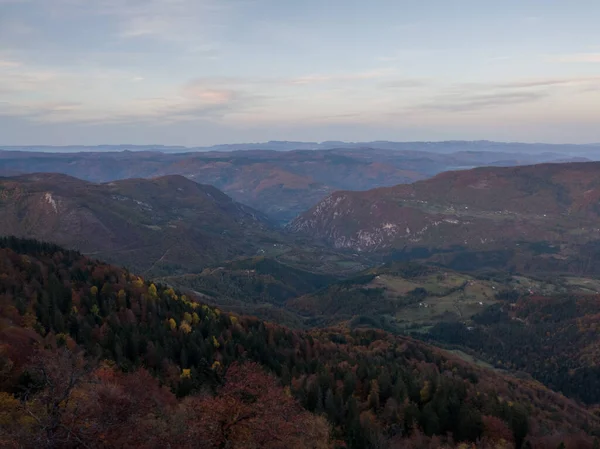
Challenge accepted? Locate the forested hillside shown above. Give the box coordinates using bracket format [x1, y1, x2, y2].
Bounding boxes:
[162, 256, 339, 327]
[290, 162, 600, 276]
[426, 292, 600, 405]
[1, 237, 599, 448]
[0, 174, 279, 275]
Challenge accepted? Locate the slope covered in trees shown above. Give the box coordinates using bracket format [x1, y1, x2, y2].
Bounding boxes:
[1, 237, 599, 448]
[162, 256, 339, 327]
[290, 161, 600, 275]
[426, 292, 600, 406]
[0, 173, 279, 275]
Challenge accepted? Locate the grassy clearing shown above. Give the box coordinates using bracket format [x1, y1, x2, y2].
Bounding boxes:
[565, 277, 600, 293]
[449, 349, 498, 371]
[376, 275, 422, 294]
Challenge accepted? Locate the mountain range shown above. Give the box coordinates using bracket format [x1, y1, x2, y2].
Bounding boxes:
[3, 139, 600, 155]
[3, 148, 600, 447]
[0, 145, 590, 223]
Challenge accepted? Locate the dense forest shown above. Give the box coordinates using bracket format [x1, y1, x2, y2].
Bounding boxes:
[164, 256, 339, 327]
[1, 237, 600, 448]
[426, 293, 600, 405]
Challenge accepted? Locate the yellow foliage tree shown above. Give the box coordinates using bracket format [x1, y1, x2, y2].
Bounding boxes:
[165, 288, 178, 301]
[180, 322, 192, 334]
[181, 368, 191, 379]
[0, 392, 27, 428]
[117, 289, 127, 306]
[457, 444, 476, 449]
[192, 312, 200, 325]
[132, 277, 144, 288]
[420, 380, 431, 403]
[21, 312, 37, 328]
[212, 336, 220, 348]
[168, 318, 177, 331]
[183, 312, 192, 324]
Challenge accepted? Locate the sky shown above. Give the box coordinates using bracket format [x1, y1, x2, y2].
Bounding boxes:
[0, 0, 599, 146]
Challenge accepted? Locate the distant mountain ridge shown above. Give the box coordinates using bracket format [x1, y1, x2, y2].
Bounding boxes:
[0, 173, 279, 274]
[0, 146, 590, 223]
[3, 139, 600, 154]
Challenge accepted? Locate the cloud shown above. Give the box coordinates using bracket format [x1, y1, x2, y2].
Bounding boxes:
[0, 61, 402, 127]
[0, 60, 21, 68]
[379, 79, 428, 89]
[456, 77, 600, 91]
[0, 101, 82, 119]
[486, 56, 511, 62]
[550, 53, 600, 63]
[183, 85, 238, 105]
[494, 76, 600, 89]
[90, 0, 234, 46]
[1, 47, 592, 133]
[118, 16, 172, 38]
[289, 69, 396, 85]
[42, 102, 81, 112]
[2, 0, 229, 51]
[183, 70, 404, 90]
[0, 96, 238, 125]
[376, 49, 436, 63]
[417, 91, 547, 113]
[0, 60, 141, 96]
[0, 69, 265, 125]
[0, 65, 61, 93]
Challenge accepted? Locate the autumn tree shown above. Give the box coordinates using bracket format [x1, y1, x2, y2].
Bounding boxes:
[8, 345, 93, 448]
[182, 362, 330, 449]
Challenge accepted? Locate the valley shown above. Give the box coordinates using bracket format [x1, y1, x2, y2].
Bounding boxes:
[4, 0, 600, 445]
[0, 143, 590, 223]
[1, 237, 600, 449]
[2, 148, 600, 448]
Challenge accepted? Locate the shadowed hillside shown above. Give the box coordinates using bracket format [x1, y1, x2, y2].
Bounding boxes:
[0, 173, 280, 275]
[1, 237, 599, 448]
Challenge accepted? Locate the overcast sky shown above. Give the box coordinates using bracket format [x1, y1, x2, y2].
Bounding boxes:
[1, 0, 599, 145]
